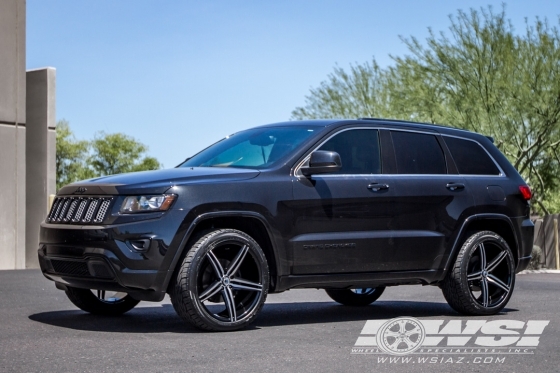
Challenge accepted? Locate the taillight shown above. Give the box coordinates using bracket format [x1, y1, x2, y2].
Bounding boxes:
[519, 185, 532, 200]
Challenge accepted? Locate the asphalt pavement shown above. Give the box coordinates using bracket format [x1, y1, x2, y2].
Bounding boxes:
[0, 269, 558, 373]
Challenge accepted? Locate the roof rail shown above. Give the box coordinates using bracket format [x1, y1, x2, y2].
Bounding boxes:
[357, 117, 477, 134]
[357, 117, 415, 125]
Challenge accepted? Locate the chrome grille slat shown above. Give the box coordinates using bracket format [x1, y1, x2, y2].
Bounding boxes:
[51, 198, 65, 222]
[63, 200, 79, 222]
[82, 199, 99, 223]
[55, 199, 71, 222]
[72, 199, 89, 222]
[48, 199, 61, 221]
[47, 196, 113, 225]
[94, 199, 111, 223]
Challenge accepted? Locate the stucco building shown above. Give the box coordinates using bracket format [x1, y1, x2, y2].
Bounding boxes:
[0, 0, 56, 269]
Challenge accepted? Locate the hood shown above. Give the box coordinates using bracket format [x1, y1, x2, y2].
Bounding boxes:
[57, 167, 260, 195]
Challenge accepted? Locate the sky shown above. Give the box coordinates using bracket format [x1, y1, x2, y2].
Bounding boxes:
[27, 0, 560, 169]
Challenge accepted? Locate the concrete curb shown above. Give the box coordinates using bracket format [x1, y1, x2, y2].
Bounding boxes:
[519, 269, 560, 274]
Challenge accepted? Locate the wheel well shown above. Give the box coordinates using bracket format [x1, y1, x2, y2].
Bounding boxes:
[458, 219, 519, 265]
[186, 216, 278, 290]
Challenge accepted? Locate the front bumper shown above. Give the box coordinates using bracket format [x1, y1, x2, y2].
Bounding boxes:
[38, 210, 187, 302]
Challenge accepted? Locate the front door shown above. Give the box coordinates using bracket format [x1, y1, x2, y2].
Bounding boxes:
[289, 128, 399, 274]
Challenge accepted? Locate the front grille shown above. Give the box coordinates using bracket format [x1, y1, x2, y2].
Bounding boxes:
[47, 196, 113, 224]
[50, 259, 90, 277]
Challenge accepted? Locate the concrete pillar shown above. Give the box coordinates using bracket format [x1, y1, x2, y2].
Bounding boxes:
[26, 68, 57, 268]
[0, 0, 26, 270]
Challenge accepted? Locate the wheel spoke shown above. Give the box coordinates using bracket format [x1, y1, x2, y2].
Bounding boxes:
[388, 338, 402, 349]
[479, 243, 487, 270]
[199, 281, 222, 302]
[398, 320, 407, 333]
[207, 250, 225, 277]
[487, 274, 510, 293]
[226, 245, 249, 277]
[467, 271, 482, 281]
[486, 250, 507, 273]
[385, 330, 401, 338]
[405, 326, 421, 337]
[353, 288, 372, 295]
[230, 278, 263, 292]
[403, 336, 415, 347]
[480, 277, 489, 307]
[222, 287, 237, 322]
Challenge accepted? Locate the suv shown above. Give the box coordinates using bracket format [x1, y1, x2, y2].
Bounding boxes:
[39, 118, 534, 331]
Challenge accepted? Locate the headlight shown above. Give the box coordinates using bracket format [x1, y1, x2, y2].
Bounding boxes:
[120, 194, 176, 213]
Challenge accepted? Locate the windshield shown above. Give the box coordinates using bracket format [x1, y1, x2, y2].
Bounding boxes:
[179, 126, 319, 169]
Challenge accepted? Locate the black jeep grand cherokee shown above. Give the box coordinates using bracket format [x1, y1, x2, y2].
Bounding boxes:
[39, 118, 534, 331]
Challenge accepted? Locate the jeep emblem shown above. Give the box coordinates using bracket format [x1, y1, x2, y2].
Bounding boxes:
[74, 187, 87, 194]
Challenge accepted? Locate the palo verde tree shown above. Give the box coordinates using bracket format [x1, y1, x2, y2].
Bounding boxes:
[292, 6, 560, 214]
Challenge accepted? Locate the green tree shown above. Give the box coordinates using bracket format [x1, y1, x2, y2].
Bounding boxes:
[292, 6, 560, 214]
[56, 121, 162, 190]
[88, 132, 161, 176]
[291, 61, 390, 120]
[56, 120, 91, 190]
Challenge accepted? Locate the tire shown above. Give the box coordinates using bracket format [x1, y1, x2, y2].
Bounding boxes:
[325, 287, 385, 306]
[65, 287, 140, 315]
[441, 231, 515, 315]
[170, 229, 269, 331]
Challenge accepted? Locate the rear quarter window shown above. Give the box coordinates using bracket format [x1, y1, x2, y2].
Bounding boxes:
[391, 131, 447, 174]
[443, 136, 500, 175]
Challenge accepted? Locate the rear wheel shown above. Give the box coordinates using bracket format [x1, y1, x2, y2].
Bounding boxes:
[442, 231, 515, 315]
[325, 287, 385, 306]
[65, 287, 140, 315]
[170, 229, 269, 331]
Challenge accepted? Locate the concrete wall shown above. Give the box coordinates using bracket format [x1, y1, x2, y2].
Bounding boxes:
[26, 68, 57, 268]
[0, 0, 26, 269]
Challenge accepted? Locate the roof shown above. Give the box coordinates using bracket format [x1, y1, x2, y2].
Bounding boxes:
[250, 118, 494, 144]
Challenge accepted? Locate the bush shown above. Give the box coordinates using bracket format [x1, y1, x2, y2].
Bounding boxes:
[528, 246, 542, 270]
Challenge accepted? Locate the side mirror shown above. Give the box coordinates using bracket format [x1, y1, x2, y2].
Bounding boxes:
[301, 150, 342, 176]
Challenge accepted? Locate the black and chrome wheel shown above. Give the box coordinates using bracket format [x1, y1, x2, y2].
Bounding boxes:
[170, 229, 269, 331]
[442, 231, 515, 315]
[325, 286, 385, 306]
[65, 287, 140, 315]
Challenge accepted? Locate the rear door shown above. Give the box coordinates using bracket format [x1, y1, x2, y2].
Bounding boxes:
[442, 135, 511, 213]
[387, 130, 474, 271]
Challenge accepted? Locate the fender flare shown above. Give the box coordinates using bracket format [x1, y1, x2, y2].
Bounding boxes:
[162, 210, 281, 292]
[442, 213, 519, 277]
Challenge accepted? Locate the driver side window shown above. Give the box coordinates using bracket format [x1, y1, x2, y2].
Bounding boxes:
[318, 129, 381, 174]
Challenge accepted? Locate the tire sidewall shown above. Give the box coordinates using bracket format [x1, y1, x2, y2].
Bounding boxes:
[459, 231, 515, 315]
[185, 230, 269, 331]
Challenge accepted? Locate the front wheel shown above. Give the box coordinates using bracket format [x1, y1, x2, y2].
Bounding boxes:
[170, 229, 269, 331]
[325, 287, 385, 306]
[65, 287, 140, 315]
[441, 231, 515, 315]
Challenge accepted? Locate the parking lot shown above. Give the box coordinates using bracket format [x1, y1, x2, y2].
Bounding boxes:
[0, 270, 558, 373]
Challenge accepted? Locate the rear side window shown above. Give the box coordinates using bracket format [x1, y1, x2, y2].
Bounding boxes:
[391, 131, 446, 174]
[318, 129, 381, 174]
[443, 136, 500, 175]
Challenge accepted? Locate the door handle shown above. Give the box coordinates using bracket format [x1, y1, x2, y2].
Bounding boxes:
[446, 182, 465, 191]
[368, 183, 389, 192]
